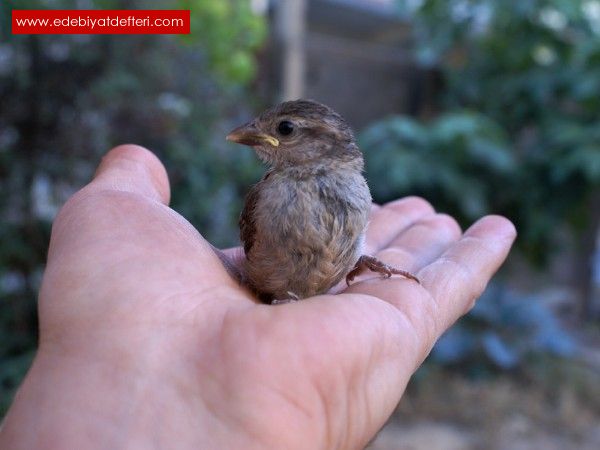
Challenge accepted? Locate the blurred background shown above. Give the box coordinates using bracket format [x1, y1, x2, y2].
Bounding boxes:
[1, 0, 599, 448]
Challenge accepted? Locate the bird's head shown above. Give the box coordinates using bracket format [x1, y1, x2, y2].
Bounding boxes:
[226, 99, 362, 168]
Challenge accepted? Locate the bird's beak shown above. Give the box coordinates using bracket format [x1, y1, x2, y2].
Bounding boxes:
[226, 123, 279, 147]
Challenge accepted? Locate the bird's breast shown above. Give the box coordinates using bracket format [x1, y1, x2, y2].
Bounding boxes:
[250, 168, 371, 265]
[260, 169, 370, 233]
[244, 168, 371, 299]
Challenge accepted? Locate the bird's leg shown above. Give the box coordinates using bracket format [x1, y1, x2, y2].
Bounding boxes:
[346, 255, 420, 285]
[271, 291, 301, 305]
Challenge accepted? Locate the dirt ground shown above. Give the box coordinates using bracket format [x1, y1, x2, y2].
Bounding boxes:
[369, 361, 600, 450]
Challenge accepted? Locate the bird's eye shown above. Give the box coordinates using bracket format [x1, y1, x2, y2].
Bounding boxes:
[277, 120, 294, 136]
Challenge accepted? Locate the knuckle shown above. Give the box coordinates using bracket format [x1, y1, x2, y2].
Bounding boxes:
[384, 196, 435, 216]
[429, 213, 462, 237]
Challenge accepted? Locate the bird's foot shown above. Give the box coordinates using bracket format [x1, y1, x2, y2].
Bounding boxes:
[271, 291, 301, 305]
[346, 255, 420, 285]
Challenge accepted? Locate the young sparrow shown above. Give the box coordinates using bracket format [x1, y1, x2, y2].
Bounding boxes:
[227, 99, 418, 303]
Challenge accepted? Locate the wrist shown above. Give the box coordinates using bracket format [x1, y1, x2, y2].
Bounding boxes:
[1, 344, 165, 448]
[1, 335, 218, 449]
[0, 339, 290, 450]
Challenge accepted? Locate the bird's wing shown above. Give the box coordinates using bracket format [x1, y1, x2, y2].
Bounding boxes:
[239, 187, 258, 255]
[240, 171, 271, 255]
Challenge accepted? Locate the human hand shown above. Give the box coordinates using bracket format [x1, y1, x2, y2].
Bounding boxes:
[0, 145, 516, 450]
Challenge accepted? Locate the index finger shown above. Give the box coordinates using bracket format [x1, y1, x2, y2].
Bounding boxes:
[364, 197, 435, 254]
[417, 215, 517, 332]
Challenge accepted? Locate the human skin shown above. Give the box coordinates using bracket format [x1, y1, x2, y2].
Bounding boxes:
[0, 145, 516, 449]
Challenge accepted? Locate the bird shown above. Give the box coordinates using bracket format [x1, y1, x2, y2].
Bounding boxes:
[226, 99, 419, 304]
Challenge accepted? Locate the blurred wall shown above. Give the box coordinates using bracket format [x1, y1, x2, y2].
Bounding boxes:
[269, 0, 439, 129]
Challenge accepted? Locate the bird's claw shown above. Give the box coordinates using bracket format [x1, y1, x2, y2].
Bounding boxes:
[271, 291, 301, 305]
[346, 255, 420, 285]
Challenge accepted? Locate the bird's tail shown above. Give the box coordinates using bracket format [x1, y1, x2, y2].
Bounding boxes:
[210, 245, 273, 304]
[210, 244, 246, 286]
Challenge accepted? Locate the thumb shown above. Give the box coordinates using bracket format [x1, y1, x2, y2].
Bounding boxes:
[90, 144, 171, 205]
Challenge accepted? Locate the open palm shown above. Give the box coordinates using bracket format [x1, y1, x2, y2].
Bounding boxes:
[0, 145, 516, 450]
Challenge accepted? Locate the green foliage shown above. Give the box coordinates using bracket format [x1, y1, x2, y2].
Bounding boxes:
[0, 0, 266, 416]
[365, 0, 600, 263]
[362, 111, 515, 221]
[179, 0, 266, 84]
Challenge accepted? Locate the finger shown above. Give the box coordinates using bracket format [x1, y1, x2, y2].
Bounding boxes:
[417, 215, 516, 331]
[49, 145, 171, 261]
[89, 144, 170, 205]
[48, 145, 213, 282]
[364, 197, 435, 254]
[343, 215, 515, 366]
[373, 214, 462, 274]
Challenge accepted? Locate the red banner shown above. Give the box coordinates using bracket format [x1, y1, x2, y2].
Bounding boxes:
[12, 10, 190, 35]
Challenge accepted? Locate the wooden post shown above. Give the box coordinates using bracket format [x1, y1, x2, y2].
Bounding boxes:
[274, 0, 306, 100]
